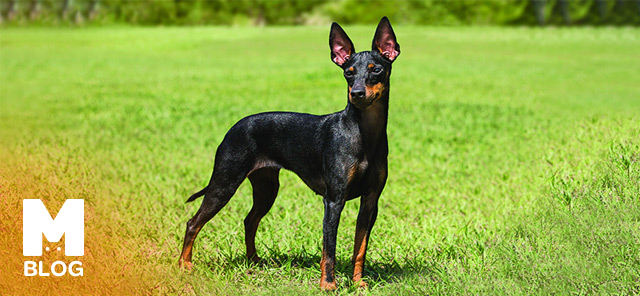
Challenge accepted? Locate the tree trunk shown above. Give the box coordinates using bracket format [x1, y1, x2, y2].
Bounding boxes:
[6, 0, 17, 21]
[532, 0, 547, 26]
[596, 0, 607, 20]
[61, 0, 70, 20]
[29, 0, 41, 20]
[74, 10, 83, 24]
[254, 6, 266, 26]
[558, 0, 571, 24]
[87, 0, 99, 20]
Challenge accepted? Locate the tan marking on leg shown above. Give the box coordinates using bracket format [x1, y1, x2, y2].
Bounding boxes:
[379, 168, 388, 183]
[352, 229, 368, 287]
[319, 248, 337, 291]
[346, 162, 358, 184]
[179, 224, 203, 271]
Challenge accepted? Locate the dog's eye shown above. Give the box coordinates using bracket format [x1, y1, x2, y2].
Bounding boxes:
[344, 70, 354, 77]
[372, 67, 383, 74]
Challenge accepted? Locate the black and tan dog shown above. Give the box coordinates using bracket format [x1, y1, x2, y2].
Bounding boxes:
[179, 17, 400, 290]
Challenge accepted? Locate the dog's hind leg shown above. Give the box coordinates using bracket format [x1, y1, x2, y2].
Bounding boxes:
[179, 152, 252, 270]
[244, 167, 280, 263]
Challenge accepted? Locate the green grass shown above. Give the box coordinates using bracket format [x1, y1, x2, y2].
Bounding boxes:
[1, 26, 639, 295]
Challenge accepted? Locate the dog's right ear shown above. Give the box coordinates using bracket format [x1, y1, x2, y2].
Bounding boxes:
[329, 22, 354, 67]
[372, 17, 400, 62]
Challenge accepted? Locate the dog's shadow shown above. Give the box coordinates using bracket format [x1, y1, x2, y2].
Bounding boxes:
[203, 249, 432, 285]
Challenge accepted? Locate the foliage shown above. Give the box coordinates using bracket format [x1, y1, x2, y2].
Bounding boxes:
[1, 0, 639, 26]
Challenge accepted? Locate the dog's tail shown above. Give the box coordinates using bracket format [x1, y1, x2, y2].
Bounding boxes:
[186, 186, 208, 203]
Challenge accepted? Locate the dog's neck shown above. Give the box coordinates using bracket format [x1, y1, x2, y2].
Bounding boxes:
[345, 89, 389, 152]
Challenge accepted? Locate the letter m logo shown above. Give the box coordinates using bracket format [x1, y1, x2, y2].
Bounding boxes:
[23, 199, 84, 256]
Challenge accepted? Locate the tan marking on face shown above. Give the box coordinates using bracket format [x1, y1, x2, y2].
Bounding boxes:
[348, 66, 354, 72]
[348, 86, 353, 102]
[365, 82, 385, 102]
[368, 63, 374, 69]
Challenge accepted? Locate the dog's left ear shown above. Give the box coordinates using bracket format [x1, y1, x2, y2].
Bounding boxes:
[372, 17, 400, 62]
[330, 22, 354, 67]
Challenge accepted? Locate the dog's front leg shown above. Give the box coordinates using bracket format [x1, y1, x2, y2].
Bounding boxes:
[319, 197, 345, 291]
[351, 191, 380, 287]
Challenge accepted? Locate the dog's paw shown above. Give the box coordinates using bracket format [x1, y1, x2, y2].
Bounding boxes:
[319, 280, 338, 291]
[248, 254, 263, 264]
[356, 280, 368, 289]
[179, 259, 194, 271]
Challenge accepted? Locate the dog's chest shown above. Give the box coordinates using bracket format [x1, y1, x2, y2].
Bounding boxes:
[346, 156, 384, 199]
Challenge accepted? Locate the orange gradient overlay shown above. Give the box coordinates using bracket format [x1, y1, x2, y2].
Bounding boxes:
[0, 150, 158, 295]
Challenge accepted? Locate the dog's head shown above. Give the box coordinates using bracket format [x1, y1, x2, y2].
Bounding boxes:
[329, 17, 400, 109]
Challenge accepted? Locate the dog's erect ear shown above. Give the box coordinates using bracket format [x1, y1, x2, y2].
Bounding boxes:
[372, 17, 400, 62]
[329, 22, 354, 67]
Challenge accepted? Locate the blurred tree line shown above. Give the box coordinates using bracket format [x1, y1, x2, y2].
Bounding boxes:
[1, 0, 639, 26]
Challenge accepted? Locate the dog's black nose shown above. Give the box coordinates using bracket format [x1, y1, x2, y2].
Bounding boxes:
[350, 89, 366, 100]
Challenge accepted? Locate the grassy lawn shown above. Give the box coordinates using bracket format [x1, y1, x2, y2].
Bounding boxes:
[1, 26, 639, 295]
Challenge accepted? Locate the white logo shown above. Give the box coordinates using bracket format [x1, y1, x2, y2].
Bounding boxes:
[23, 199, 84, 277]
